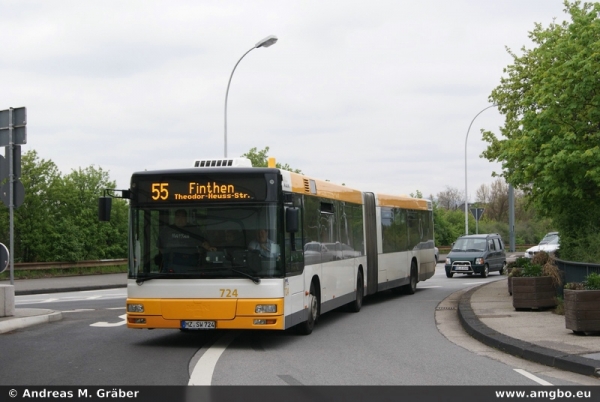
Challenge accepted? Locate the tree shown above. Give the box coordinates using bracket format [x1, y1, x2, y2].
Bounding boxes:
[55, 166, 127, 261]
[241, 146, 302, 173]
[481, 1, 600, 260]
[475, 179, 509, 222]
[0, 150, 63, 262]
[0, 151, 128, 262]
[436, 186, 464, 210]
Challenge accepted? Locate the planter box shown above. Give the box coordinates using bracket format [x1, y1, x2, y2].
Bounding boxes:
[564, 289, 600, 334]
[512, 276, 557, 310]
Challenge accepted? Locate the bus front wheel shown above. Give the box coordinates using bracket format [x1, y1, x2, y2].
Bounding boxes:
[298, 282, 319, 335]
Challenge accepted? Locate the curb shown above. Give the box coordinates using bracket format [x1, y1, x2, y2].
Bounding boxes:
[15, 284, 127, 296]
[458, 284, 600, 378]
[0, 310, 63, 334]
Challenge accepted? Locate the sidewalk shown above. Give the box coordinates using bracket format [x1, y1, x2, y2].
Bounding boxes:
[1, 274, 599, 379]
[459, 279, 600, 378]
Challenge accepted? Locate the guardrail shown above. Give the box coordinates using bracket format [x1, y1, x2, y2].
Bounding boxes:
[14, 259, 127, 271]
[555, 257, 600, 296]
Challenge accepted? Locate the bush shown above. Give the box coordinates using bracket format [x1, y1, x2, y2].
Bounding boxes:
[584, 272, 600, 290]
[516, 252, 562, 287]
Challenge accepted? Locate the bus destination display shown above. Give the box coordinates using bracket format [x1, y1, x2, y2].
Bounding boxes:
[152, 181, 252, 201]
[132, 174, 268, 204]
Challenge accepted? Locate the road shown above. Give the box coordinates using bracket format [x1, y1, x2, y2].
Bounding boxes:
[0, 265, 595, 386]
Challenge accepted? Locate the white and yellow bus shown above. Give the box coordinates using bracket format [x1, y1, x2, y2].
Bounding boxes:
[115, 158, 435, 335]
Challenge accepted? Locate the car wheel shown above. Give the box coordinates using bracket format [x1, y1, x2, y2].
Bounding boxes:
[446, 271, 453, 278]
[499, 262, 506, 275]
[481, 264, 489, 278]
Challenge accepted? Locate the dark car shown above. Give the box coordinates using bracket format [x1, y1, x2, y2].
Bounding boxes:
[444, 233, 506, 278]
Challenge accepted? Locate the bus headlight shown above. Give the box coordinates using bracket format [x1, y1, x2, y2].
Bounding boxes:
[127, 304, 144, 313]
[255, 304, 277, 313]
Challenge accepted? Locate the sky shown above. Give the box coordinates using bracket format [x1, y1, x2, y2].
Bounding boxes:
[1, 0, 571, 201]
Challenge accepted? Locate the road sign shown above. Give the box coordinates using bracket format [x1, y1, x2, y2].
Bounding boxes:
[0, 180, 24, 208]
[0, 243, 8, 274]
[0, 107, 27, 146]
[470, 208, 485, 221]
[0, 107, 27, 285]
[0, 154, 6, 181]
[0, 107, 26, 128]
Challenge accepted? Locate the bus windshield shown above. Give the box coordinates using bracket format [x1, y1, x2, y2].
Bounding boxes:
[129, 204, 283, 281]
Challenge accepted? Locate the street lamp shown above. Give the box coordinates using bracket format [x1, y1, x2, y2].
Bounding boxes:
[464, 104, 497, 235]
[224, 35, 278, 158]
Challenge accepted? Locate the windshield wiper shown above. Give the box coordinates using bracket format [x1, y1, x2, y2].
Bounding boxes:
[135, 268, 261, 285]
[228, 268, 261, 284]
[135, 273, 172, 284]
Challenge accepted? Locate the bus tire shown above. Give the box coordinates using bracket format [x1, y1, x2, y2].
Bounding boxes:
[297, 281, 318, 335]
[404, 261, 418, 295]
[347, 271, 364, 313]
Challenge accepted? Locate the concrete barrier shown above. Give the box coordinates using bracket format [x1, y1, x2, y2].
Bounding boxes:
[0, 284, 15, 317]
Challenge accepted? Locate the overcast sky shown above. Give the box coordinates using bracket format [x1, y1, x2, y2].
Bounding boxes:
[1, 0, 569, 201]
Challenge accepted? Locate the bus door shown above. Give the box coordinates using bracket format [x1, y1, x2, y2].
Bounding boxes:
[363, 192, 378, 295]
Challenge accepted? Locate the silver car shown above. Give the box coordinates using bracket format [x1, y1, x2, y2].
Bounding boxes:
[525, 232, 559, 259]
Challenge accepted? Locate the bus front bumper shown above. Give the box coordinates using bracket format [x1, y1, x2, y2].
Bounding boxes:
[126, 298, 285, 330]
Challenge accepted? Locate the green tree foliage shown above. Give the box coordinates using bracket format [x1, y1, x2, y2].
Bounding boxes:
[481, 1, 600, 260]
[241, 146, 302, 173]
[6, 151, 62, 262]
[0, 150, 127, 262]
[409, 190, 423, 199]
[433, 205, 464, 246]
[55, 166, 128, 260]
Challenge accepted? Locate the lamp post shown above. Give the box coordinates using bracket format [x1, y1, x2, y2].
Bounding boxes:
[224, 35, 278, 158]
[464, 104, 497, 235]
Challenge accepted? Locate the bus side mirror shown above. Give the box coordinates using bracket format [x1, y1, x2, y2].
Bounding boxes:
[286, 207, 299, 233]
[286, 207, 299, 252]
[99, 197, 112, 221]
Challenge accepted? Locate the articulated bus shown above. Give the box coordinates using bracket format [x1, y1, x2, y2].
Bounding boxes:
[114, 158, 435, 335]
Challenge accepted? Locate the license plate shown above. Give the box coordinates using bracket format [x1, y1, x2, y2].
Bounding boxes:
[455, 266, 469, 271]
[181, 320, 216, 329]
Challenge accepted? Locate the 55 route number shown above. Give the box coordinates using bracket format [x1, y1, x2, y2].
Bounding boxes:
[151, 183, 169, 200]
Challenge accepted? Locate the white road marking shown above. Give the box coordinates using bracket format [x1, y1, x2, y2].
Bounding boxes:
[188, 332, 238, 386]
[90, 314, 127, 327]
[514, 369, 553, 385]
[62, 309, 95, 313]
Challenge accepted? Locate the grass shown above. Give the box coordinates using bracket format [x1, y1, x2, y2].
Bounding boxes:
[0, 264, 128, 281]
